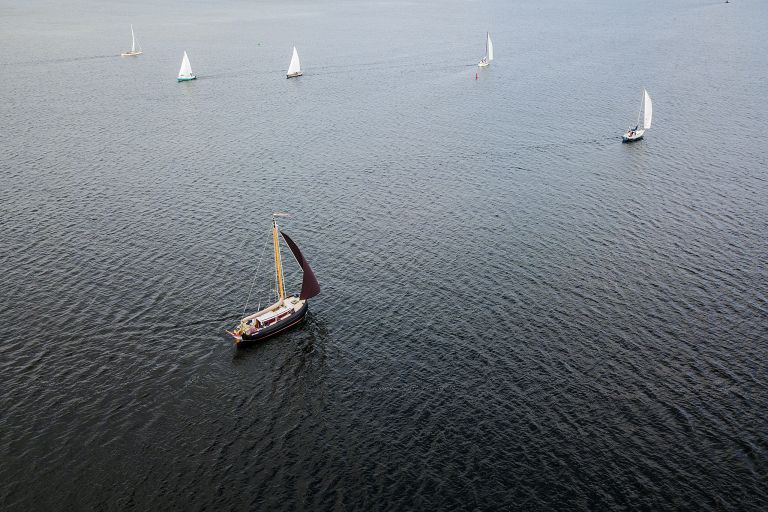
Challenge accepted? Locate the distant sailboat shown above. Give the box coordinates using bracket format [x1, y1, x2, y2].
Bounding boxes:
[478, 32, 493, 67]
[177, 51, 196, 82]
[120, 24, 143, 56]
[227, 214, 320, 345]
[287, 46, 302, 78]
[623, 89, 653, 142]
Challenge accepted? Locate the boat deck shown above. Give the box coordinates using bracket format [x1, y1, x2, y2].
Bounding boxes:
[240, 297, 303, 331]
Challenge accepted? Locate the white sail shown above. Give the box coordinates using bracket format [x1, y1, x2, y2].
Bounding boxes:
[121, 24, 141, 55]
[178, 51, 193, 78]
[487, 33, 494, 61]
[287, 46, 301, 76]
[643, 89, 653, 129]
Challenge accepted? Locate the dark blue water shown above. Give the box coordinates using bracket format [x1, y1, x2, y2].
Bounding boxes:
[1, 0, 766, 510]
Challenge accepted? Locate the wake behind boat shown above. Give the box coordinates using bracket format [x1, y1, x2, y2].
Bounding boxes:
[228, 215, 320, 346]
[120, 24, 142, 56]
[623, 88, 652, 142]
[478, 32, 493, 67]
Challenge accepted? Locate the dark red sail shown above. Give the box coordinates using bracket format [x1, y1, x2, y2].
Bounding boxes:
[280, 231, 321, 300]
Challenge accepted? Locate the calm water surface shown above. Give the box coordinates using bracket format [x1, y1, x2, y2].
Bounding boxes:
[1, 0, 766, 510]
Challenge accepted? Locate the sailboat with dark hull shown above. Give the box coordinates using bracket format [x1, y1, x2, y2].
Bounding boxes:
[623, 88, 653, 142]
[228, 215, 320, 346]
[478, 32, 493, 67]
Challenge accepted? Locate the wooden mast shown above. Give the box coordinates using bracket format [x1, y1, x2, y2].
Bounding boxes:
[273, 217, 286, 302]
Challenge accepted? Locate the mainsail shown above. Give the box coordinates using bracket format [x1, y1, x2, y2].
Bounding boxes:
[287, 47, 301, 75]
[487, 33, 494, 61]
[280, 231, 320, 300]
[643, 89, 653, 129]
[178, 51, 193, 78]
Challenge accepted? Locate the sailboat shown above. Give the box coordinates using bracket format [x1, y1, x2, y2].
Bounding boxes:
[177, 51, 196, 82]
[623, 89, 653, 142]
[120, 24, 143, 56]
[286, 46, 302, 78]
[227, 215, 320, 345]
[478, 32, 493, 67]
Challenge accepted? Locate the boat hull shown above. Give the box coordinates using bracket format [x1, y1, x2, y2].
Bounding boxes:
[121, 51, 142, 56]
[177, 76, 197, 82]
[287, 72, 303, 78]
[478, 61, 489, 67]
[622, 129, 645, 142]
[236, 300, 308, 346]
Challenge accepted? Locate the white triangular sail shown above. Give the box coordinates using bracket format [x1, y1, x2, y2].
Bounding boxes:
[287, 47, 301, 75]
[643, 89, 653, 129]
[178, 51, 193, 78]
[487, 33, 494, 61]
[121, 25, 141, 55]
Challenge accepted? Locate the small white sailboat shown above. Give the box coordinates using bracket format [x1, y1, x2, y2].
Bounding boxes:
[177, 51, 196, 82]
[120, 24, 143, 56]
[286, 46, 302, 78]
[623, 89, 653, 142]
[478, 32, 493, 67]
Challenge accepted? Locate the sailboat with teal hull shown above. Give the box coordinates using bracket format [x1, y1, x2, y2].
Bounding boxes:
[177, 51, 196, 82]
[286, 46, 302, 78]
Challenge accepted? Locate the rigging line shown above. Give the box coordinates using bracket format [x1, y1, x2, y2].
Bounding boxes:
[242, 233, 271, 318]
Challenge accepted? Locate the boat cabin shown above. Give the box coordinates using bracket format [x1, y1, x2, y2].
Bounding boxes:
[239, 296, 302, 334]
